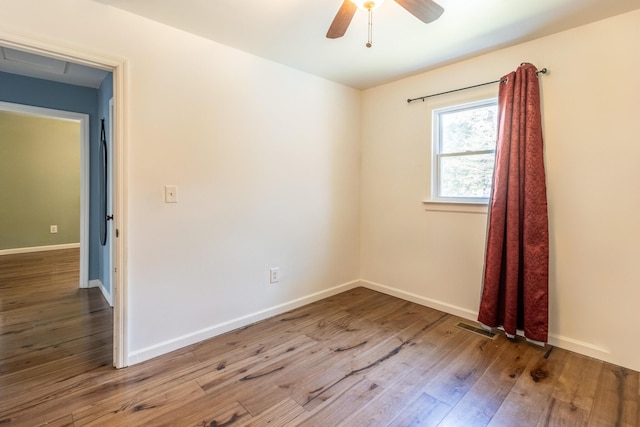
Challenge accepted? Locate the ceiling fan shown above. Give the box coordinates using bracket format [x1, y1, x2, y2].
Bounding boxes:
[326, 0, 444, 47]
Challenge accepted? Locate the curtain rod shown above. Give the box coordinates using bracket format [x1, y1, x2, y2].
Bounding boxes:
[406, 68, 548, 104]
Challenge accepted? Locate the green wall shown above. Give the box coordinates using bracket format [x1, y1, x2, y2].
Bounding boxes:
[0, 111, 80, 250]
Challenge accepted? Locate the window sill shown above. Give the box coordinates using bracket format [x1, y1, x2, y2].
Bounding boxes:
[422, 200, 488, 214]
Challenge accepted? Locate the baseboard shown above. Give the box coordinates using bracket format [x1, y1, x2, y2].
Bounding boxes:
[547, 333, 610, 363]
[360, 279, 478, 321]
[360, 279, 612, 365]
[89, 279, 113, 307]
[127, 279, 361, 365]
[0, 243, 80, 256]
[126, 277, 613, 368]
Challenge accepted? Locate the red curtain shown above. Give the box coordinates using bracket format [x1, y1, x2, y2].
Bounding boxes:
[477, 63, 549, 343]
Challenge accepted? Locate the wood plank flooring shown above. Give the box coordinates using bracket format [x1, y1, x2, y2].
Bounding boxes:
[1, 250, 638, 426]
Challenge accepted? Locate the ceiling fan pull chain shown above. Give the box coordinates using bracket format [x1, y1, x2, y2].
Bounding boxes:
[366, 7, 373, 48]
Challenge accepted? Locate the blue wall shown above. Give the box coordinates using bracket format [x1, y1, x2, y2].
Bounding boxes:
[0, 71, 112, 291]
[97, 72, 113, 296]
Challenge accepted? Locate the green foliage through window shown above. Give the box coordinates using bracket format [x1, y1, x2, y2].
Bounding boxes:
[433, 99, 497, 201]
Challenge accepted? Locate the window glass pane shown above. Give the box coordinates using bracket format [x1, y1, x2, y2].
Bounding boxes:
[440, 104, 497, 154]
[440, 153, 495, 198]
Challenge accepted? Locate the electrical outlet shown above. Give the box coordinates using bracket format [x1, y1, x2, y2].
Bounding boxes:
[269, 267, 280, 284]
[50, 225, 58, 234]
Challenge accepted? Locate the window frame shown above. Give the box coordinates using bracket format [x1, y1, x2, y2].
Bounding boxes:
[430, 97, 498, 205]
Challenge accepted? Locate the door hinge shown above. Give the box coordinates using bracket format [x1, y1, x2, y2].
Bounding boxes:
[116, 229, 119, 238]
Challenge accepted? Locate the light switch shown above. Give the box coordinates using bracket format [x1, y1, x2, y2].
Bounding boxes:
[165, 185, 178, 203]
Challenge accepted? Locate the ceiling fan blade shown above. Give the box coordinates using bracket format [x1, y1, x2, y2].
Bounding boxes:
[394, 0, 444, 23]
[326, 0, 358, 39]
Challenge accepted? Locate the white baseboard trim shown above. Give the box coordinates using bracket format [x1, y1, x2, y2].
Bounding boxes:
[89, 279, 113, 307]
[126, 277, 614, 369]
[127, 279, 361, 366]
[360, 279, 478, 321]
[547, 333, 610, 363]
[360, 279, 612, 365]
[0, 243, 80, 256]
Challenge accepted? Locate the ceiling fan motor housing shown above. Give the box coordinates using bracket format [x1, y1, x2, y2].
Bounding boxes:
[352, 0, 383, 10]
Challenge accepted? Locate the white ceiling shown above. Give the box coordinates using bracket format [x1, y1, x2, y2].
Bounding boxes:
[94, 0, 640, 90]
[0, 47, 109, 89]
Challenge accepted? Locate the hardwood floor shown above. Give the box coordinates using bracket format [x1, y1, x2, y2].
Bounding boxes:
[1, 251, 638, 426]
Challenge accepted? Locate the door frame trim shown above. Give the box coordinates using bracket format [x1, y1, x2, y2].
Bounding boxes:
[0, 32, 129, 368]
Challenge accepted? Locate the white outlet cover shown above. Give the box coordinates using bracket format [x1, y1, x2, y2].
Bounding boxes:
[269, 267, 280, 283]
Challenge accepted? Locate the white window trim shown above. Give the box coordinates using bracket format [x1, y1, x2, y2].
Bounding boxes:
[425, 95, 498, 212]
[422, 200, 489, 214]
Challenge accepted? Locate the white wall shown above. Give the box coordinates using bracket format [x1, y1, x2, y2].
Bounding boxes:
[3, 1, 639, 372]
[0, 0, 361, 363]
[361, 10, 640, 371]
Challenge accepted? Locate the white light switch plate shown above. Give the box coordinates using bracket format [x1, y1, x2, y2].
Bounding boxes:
[165, 185, 178, 203]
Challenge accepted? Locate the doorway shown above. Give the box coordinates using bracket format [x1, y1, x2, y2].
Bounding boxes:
[0, 40, 126, 368]
[0, 103, 90, 286]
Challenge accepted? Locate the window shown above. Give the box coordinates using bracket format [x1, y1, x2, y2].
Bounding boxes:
[431, 98, 498, 203]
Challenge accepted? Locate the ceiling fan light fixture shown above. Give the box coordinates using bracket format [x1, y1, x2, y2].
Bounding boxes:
[326, 0, 443, 43]
[350, 0, 384, 11]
